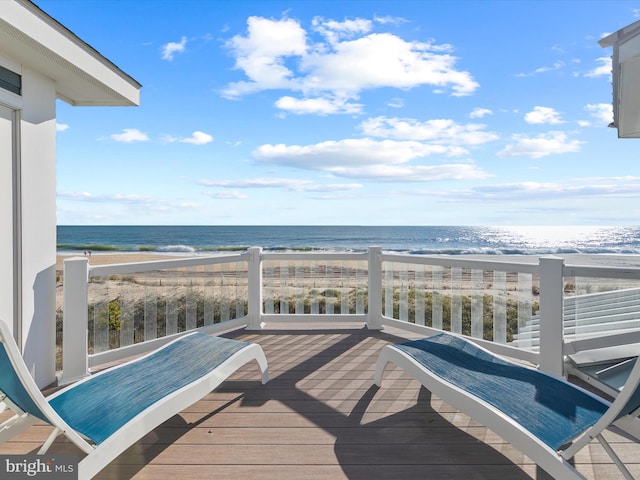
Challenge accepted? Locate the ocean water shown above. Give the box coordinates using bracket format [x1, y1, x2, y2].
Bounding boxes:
[56, 225, 640, 256]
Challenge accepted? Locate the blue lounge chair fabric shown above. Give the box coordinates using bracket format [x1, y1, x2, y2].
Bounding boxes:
[49, 333, 253, 444]
[393, 334, 609, 450]
[0, 347, 48, 422]
[374, 332, 640, 480]
[0, 320, 269, 479]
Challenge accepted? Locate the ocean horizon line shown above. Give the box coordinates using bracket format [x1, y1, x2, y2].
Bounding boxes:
[56, 225, 640, 257]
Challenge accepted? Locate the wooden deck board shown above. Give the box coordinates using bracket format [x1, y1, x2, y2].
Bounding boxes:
[1, 325, 639, 479]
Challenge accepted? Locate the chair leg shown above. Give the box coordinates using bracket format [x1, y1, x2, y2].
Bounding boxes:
[597, 434, 635, 480]
[38, 427, 60, 454]
[0, 413, 38, 444]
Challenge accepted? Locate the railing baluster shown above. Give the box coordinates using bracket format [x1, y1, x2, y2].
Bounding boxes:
[415, 264, 425, 326]
[311, 261, 319, 315]
[471, 269, 483, 339]
[263, 262, 274, 314]
[493, 270, 507, 343]
[517, 272, 532, 348]
[280, 260, 289, 314]
[432, 265, 443, 330]
[246, 246, 262, 330]
[93, 283, 108, 353]
[340, 261, 349, 314]
[235, 262, 245, 318]
[219, 265, 230, 322]
[119, 284, 134, 348]
[186, 268, 198, 330]
[451, 267, 462, 334]
[144, 272, 158, 341]
[326, 261, 334, 315]
[295, 262, 304, 314]
[165, 269, 178, 334]
[399, 263, 409, 322]
[356, 264, 365, 315]
[203, 264, 214, 326]
[384, 263, 393, 318]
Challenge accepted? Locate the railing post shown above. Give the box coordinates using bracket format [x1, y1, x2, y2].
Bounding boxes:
[245, 247, 264, 330]
[367, 246, 384, 330]
[538, 256, 565, 376]
[60, 257, 89, 385]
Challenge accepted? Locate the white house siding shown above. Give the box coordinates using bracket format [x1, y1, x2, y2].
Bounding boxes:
[0, 60, 57, 388]
[0, 103, 17, 345]
[20, 67, 57, 388]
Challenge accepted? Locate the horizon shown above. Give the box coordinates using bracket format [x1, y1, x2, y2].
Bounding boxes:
[35, 0, 640, 226]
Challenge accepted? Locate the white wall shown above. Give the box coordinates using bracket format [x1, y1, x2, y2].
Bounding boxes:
[0, 59, 57, 388]
[20, 66, 57, 388]
[0, 103, 16, 341]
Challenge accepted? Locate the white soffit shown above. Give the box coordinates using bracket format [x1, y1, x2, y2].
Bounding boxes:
[600, 20, 640, 138]
[0, 0, 140, 106]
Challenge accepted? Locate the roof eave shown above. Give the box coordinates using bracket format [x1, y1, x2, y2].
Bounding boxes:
[0, 0, 141, 106]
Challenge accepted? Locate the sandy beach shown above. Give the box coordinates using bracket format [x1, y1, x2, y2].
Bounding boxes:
[56, 252, 195, 271]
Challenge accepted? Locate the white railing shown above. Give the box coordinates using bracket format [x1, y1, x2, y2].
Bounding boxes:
[61, 246, 640, 385]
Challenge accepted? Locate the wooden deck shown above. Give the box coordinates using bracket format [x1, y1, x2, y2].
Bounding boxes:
[2, 324, 639, 479]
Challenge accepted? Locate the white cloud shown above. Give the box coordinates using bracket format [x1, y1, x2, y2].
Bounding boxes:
[110, 128, 149, 143]
[254, 138, 459, 169]
[585, 103, 613, 124]
[205, 190, 248, 199]
[200, 178, 311, 189]
[516, 61, 566, 77]
[299, 32, 477, 96]
[56, 123, 70, 132]
[199, 177, 363, 192]
[223, 16, 308, 97]
[161, 36, 187, 61]
[60, 191, 154, 204]
[323, 163, 490, 182]
[160, 134, 178, 144]
[524, 106, 564, 125]
[360, 116, 499, 145]
[386, 97, 405, 108]
[373, 15, 409, 26]
[469, 108, 492, 119]
[497, 131, 583, 159]
[58, 191, 202, 216]
[275, 96, 363, 115]
[252, 138, 489, 182]
[312, 16, 373, 44]
[180, 131, 214, 145]
[584, 56, 611, 78]
[430, 176, 640, 201]
[222, 16, 479, 113]
[534, 61, 565, 74]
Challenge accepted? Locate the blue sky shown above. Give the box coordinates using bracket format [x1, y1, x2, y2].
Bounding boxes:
[36, 0, 640, 226]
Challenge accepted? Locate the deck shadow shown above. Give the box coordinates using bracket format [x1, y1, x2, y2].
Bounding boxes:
[231, 327, 553, 479]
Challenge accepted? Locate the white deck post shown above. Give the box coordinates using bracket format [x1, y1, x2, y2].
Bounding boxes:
[60, 257, 90, 385]
[245, 247, 264, 330]
[367, 246, 384, 330]
[538, 256, 565, 376]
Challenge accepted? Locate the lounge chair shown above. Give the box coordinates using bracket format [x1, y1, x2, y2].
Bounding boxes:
[374, 332, 640, 480]
[0, 319, 269, 479]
